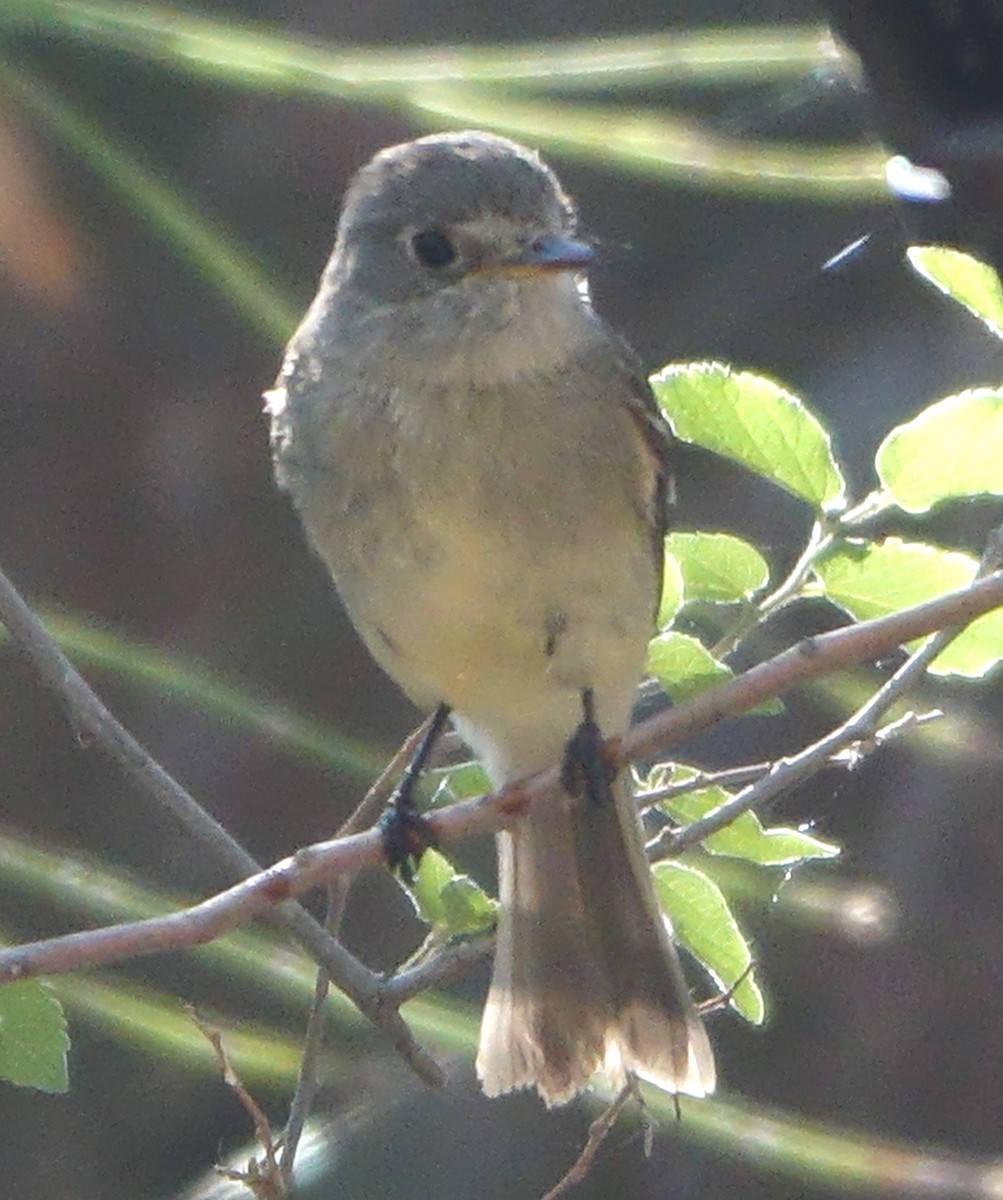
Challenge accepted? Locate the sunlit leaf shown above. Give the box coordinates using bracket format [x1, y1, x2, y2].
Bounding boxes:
[428, 760, 492, 806]
[652, 362, 846, 509]
[908, 246, 1003, 340]
[411, 849, 454, 927]
[665, 531, 769, 603]
[652, 859, 764, 1023]
[816, 537, 974, 619]
[656, 764, 839, 865]
[648, 632, 781, 713]
[648, 631, 732, 702]
[412, 849, 495, 936]
[816, 538, 1003, 678]
[876, 388, 1003, 513]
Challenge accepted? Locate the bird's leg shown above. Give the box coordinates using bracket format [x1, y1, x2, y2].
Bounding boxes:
[380, 702, 450, 883]
[562, 687, 618, 807]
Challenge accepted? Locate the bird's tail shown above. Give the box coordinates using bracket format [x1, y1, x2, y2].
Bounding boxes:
[476, 773, 715, 1107]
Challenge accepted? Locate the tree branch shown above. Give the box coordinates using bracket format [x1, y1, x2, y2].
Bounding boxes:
[0, 563, 443, 1087]
[1, 568, 1001, 989]
[666, 568, 985, 852]
[628, 568, 1003, 759]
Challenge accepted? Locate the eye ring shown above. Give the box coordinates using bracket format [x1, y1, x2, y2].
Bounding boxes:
[410, 228, 457, 269]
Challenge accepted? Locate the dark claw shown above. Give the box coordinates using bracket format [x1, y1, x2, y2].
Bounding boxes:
[380, 798, 437, 885]
[561, 687, 616, 806]
[380, 702, 450, 883]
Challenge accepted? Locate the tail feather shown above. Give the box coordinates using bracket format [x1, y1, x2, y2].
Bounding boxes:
[577, 771, 716, 1097]
[608, 999, 715, 1098]
[476, 796, 609, 1107]
[476, 770, 716, 1105]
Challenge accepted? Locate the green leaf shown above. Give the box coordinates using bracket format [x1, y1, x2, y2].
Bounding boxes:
[651, 362, 846, 509]
[652, 859, 764, 1023]
[658, 550, 686, 626]
[439, 876, 497, 936]
[876, 388, 1003, 513]
[0, 979, 69, 1093]
[931, 605, 1003, 679]
[647, 632, 781, 713]
[816, 538, 1003, 678]
[648, 631, 733, 702]
[411, 849, 495, 936]
[907, 246, 1003, 339]
[656, 765, 840, 865]
[816, 538, 975, 621]
[411, 848, 454, 927]
[428, 761, 492, 806]
[665, 531, 769, 603]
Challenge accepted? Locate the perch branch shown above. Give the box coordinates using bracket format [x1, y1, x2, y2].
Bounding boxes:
[1, 569, 1001, 986]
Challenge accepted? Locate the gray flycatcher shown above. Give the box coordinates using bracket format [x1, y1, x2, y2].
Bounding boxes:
[266, 130, 715, 1107]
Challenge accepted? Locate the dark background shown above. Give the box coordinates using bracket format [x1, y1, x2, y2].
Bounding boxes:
[2, 0, 1003, 1197]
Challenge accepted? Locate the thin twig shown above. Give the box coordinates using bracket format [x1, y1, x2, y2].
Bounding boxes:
[636, 761, 771, 809]
[669, 618, 966, 853]
[277, 890, 334, 1188]
[3, 569, 1003, 993]
[710, 517, 834, 659]
[190, 1008, 287, 1199]
[279, 717, 436, 1183]
[0, 563, 442, 1087]
[540, 1076, 642, 1200]
[644, 709, 940, 862]
[382, 933, 494, 1005]
[627, 567, 1003, 763]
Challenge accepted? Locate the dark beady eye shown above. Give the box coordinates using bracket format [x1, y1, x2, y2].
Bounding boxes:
[410, 228, 457, 269]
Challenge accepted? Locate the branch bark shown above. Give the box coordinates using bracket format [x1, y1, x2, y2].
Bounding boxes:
[0, 563, 443, 1087]
[2, 567, 1001, 988]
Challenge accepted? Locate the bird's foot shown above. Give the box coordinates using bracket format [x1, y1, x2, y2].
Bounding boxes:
[380, 703, 450, 884]
[561, 687, 617, 807]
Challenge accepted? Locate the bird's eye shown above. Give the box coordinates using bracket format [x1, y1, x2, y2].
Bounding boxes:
[410, 228, 457, 269]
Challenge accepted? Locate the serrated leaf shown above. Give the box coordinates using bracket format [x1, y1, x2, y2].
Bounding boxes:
[665, 531, 770, 603]
[0, 979, 69, 1093]
[647, 631, 732, 702]
[908, 246, 1003, 339]
[816, 538, 1003, 678]
[657, 765, 840, 865]
[647, 632, 782, 713]
[651, 362, 846, 509]
[876, 388, 1003, 513]
[658, 550, 685, 627]
[411, 849, 495, 937]
[652, 859, 764, 1023]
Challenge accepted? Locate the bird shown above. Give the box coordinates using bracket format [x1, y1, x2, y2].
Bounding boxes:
[266, 129, 715, 1107]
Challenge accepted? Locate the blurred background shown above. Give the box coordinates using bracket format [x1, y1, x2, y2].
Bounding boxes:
[2, 0, 1003, 1196]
